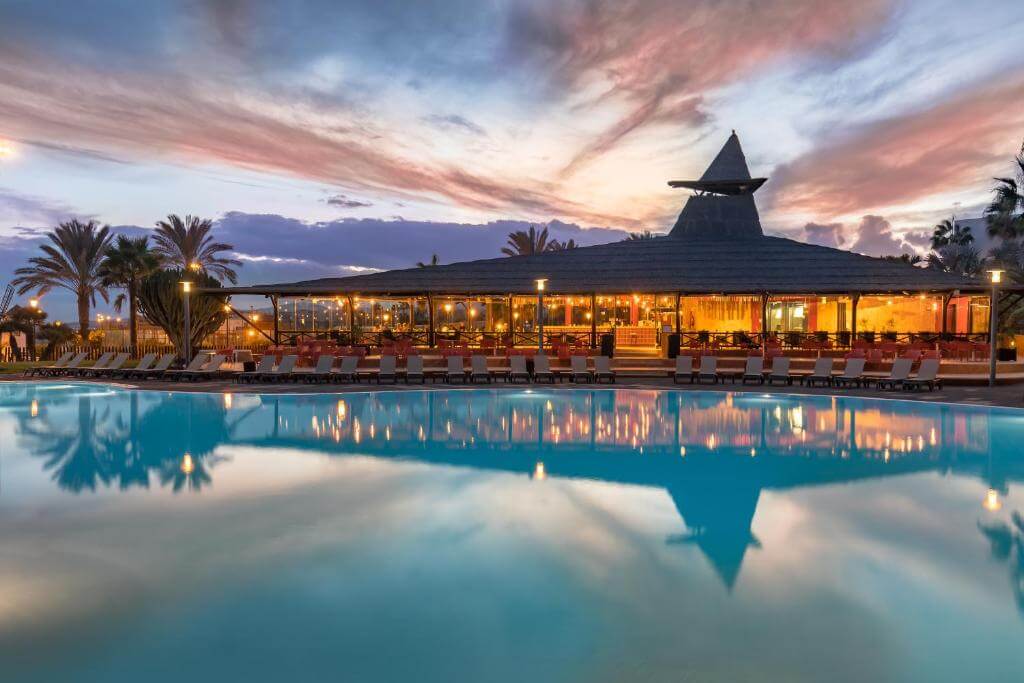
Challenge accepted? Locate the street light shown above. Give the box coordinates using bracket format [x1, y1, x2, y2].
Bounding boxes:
[28, 297, 39, 361]
[181, 281, 192, 363]
[987, 267, 1003, 387]
[536, 279, 547, 351]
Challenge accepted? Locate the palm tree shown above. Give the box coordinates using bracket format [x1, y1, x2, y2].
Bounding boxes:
[99, 235, 162, 352]
[417, 254, 440, 267]
[13, 219, 113, 339]
[153, 214, 241, 283]
[549, 239, 578, 251]
[985, 152, 1024, 240]
[930, 218, 974, 249]
[502, 225, 554, 256]
[0, 305, 44, 361]
[623, 230, 659, 241]
[926, 243, 983, 278]
[882, 253, 924, 266]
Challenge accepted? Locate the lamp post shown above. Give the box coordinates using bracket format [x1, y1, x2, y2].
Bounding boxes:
[181, 281, 192, 363]
[536, 279, 547, 351]
[28, 297, 39, 361]
[987, 268, 1003, 387]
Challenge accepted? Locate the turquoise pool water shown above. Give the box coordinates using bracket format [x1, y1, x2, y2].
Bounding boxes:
[1, 383, 1023, 682]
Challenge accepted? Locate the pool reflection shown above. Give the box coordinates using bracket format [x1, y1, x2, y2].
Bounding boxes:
[7, 385, 1024, 600]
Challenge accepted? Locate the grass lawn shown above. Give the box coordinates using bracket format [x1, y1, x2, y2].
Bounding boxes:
[0, 362, 39, 375]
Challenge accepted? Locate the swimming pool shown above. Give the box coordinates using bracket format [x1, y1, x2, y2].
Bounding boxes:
[2, 382, 1023, 682]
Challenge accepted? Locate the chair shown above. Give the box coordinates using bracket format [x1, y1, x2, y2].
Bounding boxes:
[445, 355, 467, 383]
[178, 354, 227, 382]
[128, 353, 176, 380]
[39, 351, 88, 377]
[832, 357, 867, 388]
[508, 355, 530, 383]
[695, 356, 719, 384]
[741, 356, 765, 384]
[901, 358, 942, 391]
[569, 355, 592, 383]
[86, 352, 129, 378]
[673, 355, 695, 384]
[377, 355, 398, 384]
[113, 352, 156, 379]
[594, 356, 616, 383]
[801, 357, 835, 387]
[260, 354, 298, 383]
[26, 351, 74, 377]
[68, 352, 113, 377]
[303, 354, 336, 383]
[162, 353, 210, 380]
[532, 354, 556, 383]
[333, 356, 360, 383]
[237, 354, 276, 383]
[404, 355, 425, 384]
[875, 358, 914, 390]
[469, 355, 492, 383]
[766, 356, 793, 385]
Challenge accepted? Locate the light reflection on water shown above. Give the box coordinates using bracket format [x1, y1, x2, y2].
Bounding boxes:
[1, 383, 1023, 682]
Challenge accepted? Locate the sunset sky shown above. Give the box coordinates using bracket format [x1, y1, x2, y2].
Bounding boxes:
[2, 0, 1024, 318]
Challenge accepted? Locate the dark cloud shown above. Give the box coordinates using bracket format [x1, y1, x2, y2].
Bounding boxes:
[422, 114, 487, 137]
[325, 194, 373, 209]
[802, 222, 845, 248]
[849, 215, 917, 257]
[0, 189, 89, 226]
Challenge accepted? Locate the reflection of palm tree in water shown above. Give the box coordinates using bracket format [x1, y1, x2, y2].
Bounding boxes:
[18, 392, 234, 493]
[978, 511, 1024, 613]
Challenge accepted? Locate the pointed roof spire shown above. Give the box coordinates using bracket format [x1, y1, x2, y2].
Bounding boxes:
[668, 131, 767, 195]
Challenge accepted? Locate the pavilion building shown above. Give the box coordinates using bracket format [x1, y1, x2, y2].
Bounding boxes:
[218, 133, 1002, 353]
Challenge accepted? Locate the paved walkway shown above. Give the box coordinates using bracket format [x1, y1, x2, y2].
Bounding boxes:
[8, 375, 1023, 409]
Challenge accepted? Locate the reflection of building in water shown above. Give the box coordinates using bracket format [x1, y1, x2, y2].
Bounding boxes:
[12, 387, 1022, 590]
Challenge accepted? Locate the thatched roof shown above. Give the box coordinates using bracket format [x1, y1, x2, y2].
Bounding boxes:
[217, 133, 990, 297]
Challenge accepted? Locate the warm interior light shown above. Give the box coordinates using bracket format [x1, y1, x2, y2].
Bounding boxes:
[793, 305, 805, 319]
[585, 312, 592, 320]
[252, 313, 260, 321]
[443, 303, 452, 312]
[983, 488, 1002, 512]
[468, 309, 477, 317]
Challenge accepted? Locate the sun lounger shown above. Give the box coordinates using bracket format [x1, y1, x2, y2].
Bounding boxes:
[27, 351, 74, 377]
[673, 355, 695, 383]
[569, 355, 592, 383]
[404, 355, 425, 384]
[237, 354, 276, 383]
[162, 353, 209, 380]
[247, 354, 297, 383]
[332, 355, 360, 383]
[901, 358, 942, 391]
[532, 354, 556, 383]
[111, 352, 156, 378]
[470, 355, 492, 383]
[801, 357, 835, 387]
[177, 354, 227, 382]
[376, 355, 398, 384]
[594, 355, 616, 383]
[127, 353, 176, 379]
[67, 352, 113, 377]
[85, 352, 129, 377]
[766, 356, 793, 385]
[301, 354, 335, 383]
[445, 355, 467, 383]
[741, 356, 765, 384]
[875, 358, 913, 390]
[509, 355, 530, 383]
[38, 351, 86, 377]
[832, 358, 867, 388]
[695, 356, 719, 384]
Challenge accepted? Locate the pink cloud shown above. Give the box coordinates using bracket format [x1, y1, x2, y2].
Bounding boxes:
[769, 74, 1024, 219]
[507, 0, 892, 174]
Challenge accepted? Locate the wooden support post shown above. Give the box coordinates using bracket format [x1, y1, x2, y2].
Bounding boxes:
[507, 294, 514, 344]
[675, 293, 681, 335]
[851, 294, 859, 342]
[941, 292, 952, 336]
[427, 293, 435, 348]
[271, 295, 280, 346]
[760, 292, 770, 349]
[590, 293, 598, 348]
[347, 295, 355, 344]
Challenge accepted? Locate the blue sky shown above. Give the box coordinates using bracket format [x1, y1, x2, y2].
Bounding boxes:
[1, 0, 1023, 319]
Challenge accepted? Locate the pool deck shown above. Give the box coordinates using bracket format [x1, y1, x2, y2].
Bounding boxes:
[7, 374, 1023, 409]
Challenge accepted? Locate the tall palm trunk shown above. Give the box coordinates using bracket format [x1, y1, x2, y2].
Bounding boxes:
[128, 280, 138, 352]
[77, 290, 91, 340]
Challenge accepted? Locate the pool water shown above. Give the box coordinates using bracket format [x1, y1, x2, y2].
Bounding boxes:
[2, 383, 1023, 682]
